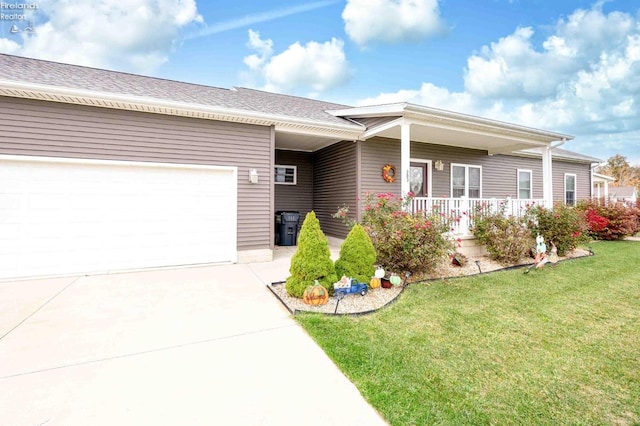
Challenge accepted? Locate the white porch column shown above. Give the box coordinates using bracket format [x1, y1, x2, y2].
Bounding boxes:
[542, 146, 553, 208]
[401, 121, 411, 197]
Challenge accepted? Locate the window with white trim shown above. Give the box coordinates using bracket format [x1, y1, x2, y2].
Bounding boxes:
[565, 173, 576, 205]
[451, 164, 481, 198]
[274, 165, 297, 185]
[517, 169, 532, 199]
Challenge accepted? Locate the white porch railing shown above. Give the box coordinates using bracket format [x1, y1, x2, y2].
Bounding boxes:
[411, 197, 549, 235]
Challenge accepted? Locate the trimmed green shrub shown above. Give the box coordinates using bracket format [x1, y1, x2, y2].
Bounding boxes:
[525, 203, 588, 256]
[334, 223, 377, 283]
[472, 202, 534, 265]
[286, 211, 337, 298]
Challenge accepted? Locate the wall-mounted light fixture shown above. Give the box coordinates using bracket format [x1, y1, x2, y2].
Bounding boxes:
[434, 160, 444, 171]
[249, 168, 259, 184]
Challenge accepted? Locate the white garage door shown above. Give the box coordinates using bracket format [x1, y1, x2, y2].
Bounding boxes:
[0, 156, 237, 280]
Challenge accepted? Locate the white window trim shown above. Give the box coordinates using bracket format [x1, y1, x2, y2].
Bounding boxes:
[274, 165, 297, 185]
[564, 173, 577, 205]
[410, 158, 432, 197]
[450, 163, 482, 198]
[517, 169, 533, 199]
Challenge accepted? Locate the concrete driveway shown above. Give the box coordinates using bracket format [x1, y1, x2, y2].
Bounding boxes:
[0, 261, 387, 425]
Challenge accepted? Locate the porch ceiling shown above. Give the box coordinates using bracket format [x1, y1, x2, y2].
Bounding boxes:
[332, 103, 574, 155]
[275, 130, 347, 152]
[368, 120, 547, 155]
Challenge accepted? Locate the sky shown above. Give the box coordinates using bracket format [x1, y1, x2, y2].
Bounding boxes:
[1, 0, 639, 165]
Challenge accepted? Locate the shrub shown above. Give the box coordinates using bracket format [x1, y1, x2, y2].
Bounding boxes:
[286, 211, 337, 298]
[472, 202, 534, 265]
[360, 192, 454, 276]
[334, 223, 377, 283]
[636, 200, 640, 235]
[579, 200, 638, 240]
[525, 203, 588, 256]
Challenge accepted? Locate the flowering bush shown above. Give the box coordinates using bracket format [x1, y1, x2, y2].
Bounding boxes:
[525, 203, 588, 256]
[359, 192, 454, 276]
[471, 202, 534, 264]
[578, 200, 639, 240]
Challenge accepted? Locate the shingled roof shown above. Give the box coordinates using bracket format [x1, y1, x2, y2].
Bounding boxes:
[0, 53, 353, 127]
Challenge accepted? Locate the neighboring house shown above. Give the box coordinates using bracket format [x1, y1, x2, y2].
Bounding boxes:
[609, 186, 638, 204]
[592, 172, 616, 200]
[0, 54, 601, 280]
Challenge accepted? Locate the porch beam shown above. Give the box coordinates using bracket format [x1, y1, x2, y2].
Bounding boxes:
[401, 121, 411, 197]
[487, 142, 546, 155]
[361, 117, 404, 139]
[542, 146, 553, 207]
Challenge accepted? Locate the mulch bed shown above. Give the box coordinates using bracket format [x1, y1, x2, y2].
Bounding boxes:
[268, 248, 592, 316]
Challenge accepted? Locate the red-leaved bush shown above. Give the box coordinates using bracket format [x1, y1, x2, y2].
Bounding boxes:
[578, 200, 639, 240]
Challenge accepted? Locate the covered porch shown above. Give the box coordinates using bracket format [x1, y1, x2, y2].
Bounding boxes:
[412, 196, 546, 236]
[330, 103, 573, 211]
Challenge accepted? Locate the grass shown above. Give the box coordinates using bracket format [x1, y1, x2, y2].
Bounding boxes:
[296, 241, 640, 425]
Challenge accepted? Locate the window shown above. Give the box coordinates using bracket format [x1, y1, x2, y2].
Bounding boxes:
[565, 174, 576, 205]
[274, 165, 297, 185]
[451, 164, 481, 198]
[518, 169, 532, 199]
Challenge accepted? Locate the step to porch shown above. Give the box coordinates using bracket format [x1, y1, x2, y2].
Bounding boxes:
[456, 236, 488, 257]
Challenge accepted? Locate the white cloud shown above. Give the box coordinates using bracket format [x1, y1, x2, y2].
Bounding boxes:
[342, 0, 445, 46]
[357, 4, 640, 163]
[0, 0, 202, 74]
[186, 0, 340, 39]
[242, 30, 351, 95]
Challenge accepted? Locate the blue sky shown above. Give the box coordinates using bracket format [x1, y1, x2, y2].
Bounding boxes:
[1, 0, 639, 165]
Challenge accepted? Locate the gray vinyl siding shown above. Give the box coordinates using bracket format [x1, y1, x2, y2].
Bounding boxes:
[313, 141, 357, 238]
[363, 138, 541, 199]
[0, 96, 272, 251]
[363, 137, 592, 203]
[552, 160, 592, 203]
[360, 138, 402, 197]
[275, 149, 314, 230]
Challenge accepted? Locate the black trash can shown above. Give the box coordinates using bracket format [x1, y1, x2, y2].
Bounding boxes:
[275, 211, 300, 246]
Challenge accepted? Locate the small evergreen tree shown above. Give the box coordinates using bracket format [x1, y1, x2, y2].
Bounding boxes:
[286, 211, 337, 298]
[334, 223, 376, 283]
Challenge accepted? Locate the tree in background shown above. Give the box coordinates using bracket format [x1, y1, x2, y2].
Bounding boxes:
[597, 154, 640, 190]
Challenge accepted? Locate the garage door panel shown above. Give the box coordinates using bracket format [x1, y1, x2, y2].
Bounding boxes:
[1, 158, 237, 280]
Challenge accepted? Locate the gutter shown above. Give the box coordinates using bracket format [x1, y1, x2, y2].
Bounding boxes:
[0, 79, 364, 139]
[329, 102, 574, 143]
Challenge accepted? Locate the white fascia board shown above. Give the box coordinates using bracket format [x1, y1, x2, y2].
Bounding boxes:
[488, 143, 548, 155]
[403, 105, 573, 143]
[592, 172, 616, 182]
[330, 101, 574, 143]
[0, 79, 364, 139]
[327, 103, 407, 117]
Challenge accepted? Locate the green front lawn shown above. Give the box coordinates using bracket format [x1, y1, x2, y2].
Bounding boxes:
[297, 241, 640, 425]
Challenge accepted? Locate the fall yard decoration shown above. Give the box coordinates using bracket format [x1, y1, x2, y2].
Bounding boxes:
[302, 281, 329, 305]
[286, 211, 337, 298]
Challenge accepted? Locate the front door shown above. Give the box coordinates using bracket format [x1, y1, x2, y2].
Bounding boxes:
[410, 162, 429, 197]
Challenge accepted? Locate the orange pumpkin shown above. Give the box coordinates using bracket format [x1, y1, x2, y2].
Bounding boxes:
[302, 282, 329, 305]
[369, 277, 381, 289]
